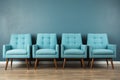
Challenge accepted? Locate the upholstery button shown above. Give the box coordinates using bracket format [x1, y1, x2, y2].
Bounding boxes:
[74, 42, 76, 44]
[48, 42, 50, 44]
[100, 37, 103, 39]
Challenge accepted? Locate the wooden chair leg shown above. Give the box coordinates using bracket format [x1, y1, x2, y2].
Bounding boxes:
[11, 59, 13, 69]
[106, 58, 109, 68]
[110, 58, 114, 69]
[34, 58, 38, 70]
[5, 58, 9, 70]
[91, 58, 94, 68]
[25, 59, 29, 70]
[81, 59, 85, 68]
[80, 60, 82, 67]
[63, 58, 66, 69]
[29, 59, 31, 66]
[54, 58, 57, 69]
[87, 59, 91, 66]
[37, 60, 39, 67]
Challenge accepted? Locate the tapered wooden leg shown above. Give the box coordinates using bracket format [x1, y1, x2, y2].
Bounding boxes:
[11, 59, 13, 69]
[110, 58, 114, 69]
[54, 58, 57, 69]
[106, 58, 109, 68]
[5, 58, 9, 70]
[88, 59, 91, 66]
[34, 58, 38, 70]
[81, 59, 85, 68]
[25, 59, 29, 70]
[91, 58, 94, 68]
[37, 60, 39, 67]
[29, 59, 31, 66]
[63, 58, 66, 69]
[80, 60, 82, 67]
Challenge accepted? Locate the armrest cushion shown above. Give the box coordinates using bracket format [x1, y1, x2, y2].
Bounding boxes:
[107, 44, 116, 55]
[56, 44, 59, 53]
[32, 45, 38, 52]
[26, 45, 31, 57]
[32, 45, 39, 57]
[3, 44, 12, 58]
[107, 44, 116, 50]
[81, 45, 87, 53]
[87, 45, 93, 57]
[61, 44, 65, 57]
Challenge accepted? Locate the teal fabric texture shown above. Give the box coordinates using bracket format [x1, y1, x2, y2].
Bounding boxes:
[87, 33, 116, 58]
[3, 34, 32, 58]
[61, 33, 87, 58]
[3, 33, 116, 59]
[32, 33, 59, 58]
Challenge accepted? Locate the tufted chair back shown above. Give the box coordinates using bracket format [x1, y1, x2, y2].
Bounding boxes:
[62, 33, 82, 49]
[87, 33, 108, 49]
[10, 34, 32, 49]
[37, 33, 57, 49]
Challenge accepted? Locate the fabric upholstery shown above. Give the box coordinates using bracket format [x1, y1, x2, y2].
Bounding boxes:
[92, 49, 113, 55]
[3, 34, 32, 58]
[32, 33, 59, 58]
[61, 33, 87, 58]
[10, 34, 31, 49]
[64, 49, 84, 55]
[37, 34, 56, 49]
[36, 49, 56, 55]
[87, 33, 116, 58]
[6, 49, 27, 55]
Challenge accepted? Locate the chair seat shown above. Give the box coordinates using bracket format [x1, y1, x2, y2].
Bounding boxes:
[64, 49, 84, 55]
[6, 49, 27, 55]
[36, 49, 56, 55]
[92, 49, 113, 55]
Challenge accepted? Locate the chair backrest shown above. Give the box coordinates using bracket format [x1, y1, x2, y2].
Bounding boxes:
[10, 34, 32, 49]
[87, 33, 108, 49]
[37, 33, 57, 49]
[62, 33, 82, 49]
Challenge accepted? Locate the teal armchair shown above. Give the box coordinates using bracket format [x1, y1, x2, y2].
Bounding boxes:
[32, 33, 59, 69]
[3, 34, 32, 70]
[87, 33, 116, 69]
[61, 33, 87, 68]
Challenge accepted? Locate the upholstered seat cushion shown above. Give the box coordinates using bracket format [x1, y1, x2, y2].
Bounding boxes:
[64, 49, 84, 55]
[6, 49, 27, 55]
[64, 45, 81, 49]
[92, 49, 113, 55]
[36, 49, 56, 55]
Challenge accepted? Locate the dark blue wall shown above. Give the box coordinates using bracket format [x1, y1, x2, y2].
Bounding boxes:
[0, 0, 120, 60]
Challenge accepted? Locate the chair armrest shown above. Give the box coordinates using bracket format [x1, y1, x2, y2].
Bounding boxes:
[107, 44, 116, 50]
[81, 45, 87, 54]
[26, 45, 31, 58]
[56, 44, 59, 53]
[107, 44, 116, 57]
[3, 44, 12, 58]
[61, 44, 65, 58]
[88, 45, 93, 58]
[56, 44, 59, 57]
[32, 45, 39, 58]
